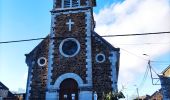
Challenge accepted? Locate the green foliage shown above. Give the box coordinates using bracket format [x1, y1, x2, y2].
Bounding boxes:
[103, 91, 125, 100]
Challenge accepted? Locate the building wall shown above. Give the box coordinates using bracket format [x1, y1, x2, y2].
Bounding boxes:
[92, 36, 113, 99]
[51, 12, 87, 85]
[159, 76, 170, 100]
[26, 38, 49, 99]
[26, 0, 119, 100]
[163, 68, 170, 77]
[150, 91, 163, 100]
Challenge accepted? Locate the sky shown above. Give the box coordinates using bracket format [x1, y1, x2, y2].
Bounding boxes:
[0, 0, 170, 99]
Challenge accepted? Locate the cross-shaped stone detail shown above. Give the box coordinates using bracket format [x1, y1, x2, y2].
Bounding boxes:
[66, 19, 74, 31]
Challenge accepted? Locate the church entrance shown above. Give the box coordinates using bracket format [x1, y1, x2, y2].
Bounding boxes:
[59, 78, 79, 100]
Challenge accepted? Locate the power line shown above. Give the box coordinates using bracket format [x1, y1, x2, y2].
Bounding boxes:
[138, 64, 149, 90]
[151, 60, 170, 63]
[0, 37, 46, 44]
[0, 31, 170, 44]
[112, 42, 170, 64]
[112, 42, 170, 45]
[101, 31, 170, 37]
[115, 46, 148, 61]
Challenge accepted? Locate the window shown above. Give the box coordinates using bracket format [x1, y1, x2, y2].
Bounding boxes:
[62, 0, 80, 8]
[59, 38, 80, 57]
[96, 53, 106, 63]
[64, 0, 70, 8]
[37, 57, 47, 67]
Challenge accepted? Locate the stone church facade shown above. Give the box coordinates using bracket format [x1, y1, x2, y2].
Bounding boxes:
[159, 65, 170, 100]
[25, 0, 120, 100]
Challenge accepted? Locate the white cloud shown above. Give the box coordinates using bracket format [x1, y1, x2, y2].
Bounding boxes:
[94, 0, 170, 94]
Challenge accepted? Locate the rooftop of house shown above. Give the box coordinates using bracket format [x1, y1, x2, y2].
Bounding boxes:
[0, 81, 15, 98]
[161, 65, 170, 77]
[0, 81, 9, 90]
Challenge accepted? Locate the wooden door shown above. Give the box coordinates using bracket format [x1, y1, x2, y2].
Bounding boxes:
[59, 78, 78, 100]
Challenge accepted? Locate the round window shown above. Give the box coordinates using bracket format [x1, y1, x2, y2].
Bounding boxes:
[96, 53, 106, 63]
[37, 57, 47, 66]
[59, 38, 80, 57]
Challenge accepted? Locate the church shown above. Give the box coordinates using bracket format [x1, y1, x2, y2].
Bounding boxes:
[25, 0, 120, 100]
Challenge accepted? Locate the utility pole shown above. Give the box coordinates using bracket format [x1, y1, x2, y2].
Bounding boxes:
[134, 85, 140, 100]
[148, 60, 154, 85]
[136, 87, 140, 100]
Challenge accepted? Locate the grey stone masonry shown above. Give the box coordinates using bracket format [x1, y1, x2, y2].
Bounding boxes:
[159, 75, 170, 100]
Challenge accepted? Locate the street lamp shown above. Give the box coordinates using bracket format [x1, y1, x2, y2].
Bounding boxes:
[134, 85, 140, 100]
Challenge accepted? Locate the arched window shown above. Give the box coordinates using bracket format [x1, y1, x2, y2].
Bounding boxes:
[62, 0, 80, 8]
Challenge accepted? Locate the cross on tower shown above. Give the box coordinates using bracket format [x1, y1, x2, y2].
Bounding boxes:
[66, 19, 74, 31]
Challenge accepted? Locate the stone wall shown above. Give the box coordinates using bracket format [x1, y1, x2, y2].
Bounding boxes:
[159, 75, 170, 99]
[163, 68, 170, 77]
[51, 12, 87, 85]
[28, 38, 49, 99]
[92, 34, 118, 100]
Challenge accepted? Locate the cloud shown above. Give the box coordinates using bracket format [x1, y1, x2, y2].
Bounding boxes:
[94, 0, 170, 91]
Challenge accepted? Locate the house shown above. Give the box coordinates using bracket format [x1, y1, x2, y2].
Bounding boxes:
[137, 95, 150, 100]
[134, 90, 163, 100]
[0, 82, 15, 99]
[25, 0, 120, 100]
[158, 65, 170, 100]
[150, 89, 163, 100]
[13, 93, 26, 100]
[161, 65, 170, 77]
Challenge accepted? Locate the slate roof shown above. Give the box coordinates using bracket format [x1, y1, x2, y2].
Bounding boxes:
[0, 81, 15, 97]
[0, 81, 8, 90]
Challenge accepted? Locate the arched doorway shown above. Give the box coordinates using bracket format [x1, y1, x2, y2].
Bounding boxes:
[59, 78, 78, 100]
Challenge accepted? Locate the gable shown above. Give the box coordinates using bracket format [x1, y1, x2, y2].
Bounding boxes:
[92, 31, 119, 51]
[0, 82, 15, 98]
[150, 89, 163, 100]
[162, 65, 170, 77]
[25, 36, 49, 99]
[25, 35, 49, 64]
[92, 31, 120, 75]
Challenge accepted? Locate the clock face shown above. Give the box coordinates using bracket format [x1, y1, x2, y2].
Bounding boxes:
[59, 38, 80, 57]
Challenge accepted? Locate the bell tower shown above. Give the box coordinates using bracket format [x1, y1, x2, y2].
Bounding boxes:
[25, 0, 120, 99]
[46, 0, 96, 99]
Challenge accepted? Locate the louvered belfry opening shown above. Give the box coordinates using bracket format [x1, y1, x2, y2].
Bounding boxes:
[64, 0, 70, 8]
[63, 0, 80, 8]
[72, 0, 79, 7]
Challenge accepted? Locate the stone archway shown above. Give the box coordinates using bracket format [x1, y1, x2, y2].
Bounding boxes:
[46, 73, 88, 100]
[59, 78, 78, 100]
